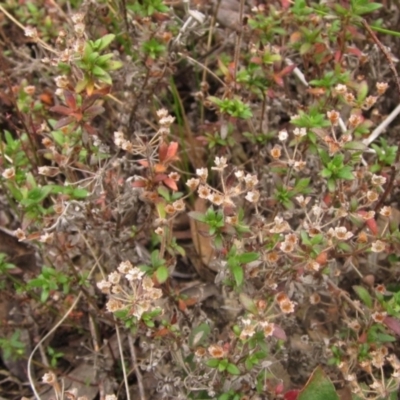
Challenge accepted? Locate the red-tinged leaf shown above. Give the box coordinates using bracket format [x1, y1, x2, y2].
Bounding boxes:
[163, 177, 178, 191]
[365, 217, 378, 235]
[72, 111, 83, 122]
[137, 159, 149, 167]
[334, 50, 342, 63]
[250, 56, 262, 65]
[82, 93, 103, 109]
[284, 390, 300, 400]
[94, 86, 111, 96]
[358, 331, 367, 343]
[314, 43, 327, 55]
[290, 31, 302, 43]
[228, 62, 236, 77]
[384, 316, 400, 336]
[83, 123, 97, 135]
[153, 327, 170, 337]
[165, 142, 179, 162]
[179, 297, 197, 310]
[131, 180, 147, 188]
[154, 173, 167, 182]
[307, 87, 326, 97]
[315, 251, 328, 266]
[273, 75, 284, 87]
[159, 141, 168, 162]
[358, 210, 378, 235]
[280, 0, 291, 9]
[267, 88, 276, 98]
[275, 381, 285, 395]
[178, 298, 187, 311]
[154, 163, 167, 173]
[39, 92, 54, 106]
[54, 116, 75, 129]
[277, 64, 296, 77]
[323, 193, 332, 206]
[347, 46, 363, 57]
[84, 104, 105, 119]
[50, 105, 73, 116]
[273, 324, 287, 340]
[64, 90, 76, 110]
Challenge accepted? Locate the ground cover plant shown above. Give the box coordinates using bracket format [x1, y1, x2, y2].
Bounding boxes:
[1, 0, 400, 399]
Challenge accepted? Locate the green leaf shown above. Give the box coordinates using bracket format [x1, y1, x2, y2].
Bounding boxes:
[351, 0, 382, 15]
[344, 141, 367, 151]
[157, 186, 170, 201]
[236, 252, 259, 264]
[107, 60, 123, 70]
[218, 359, 228, 372]
[320, 168, 332, 178]
[98, 71, 112, 85]
[337, 166, 354, 180]
[188, 211, 206, 223]
[71, 188, 88, 198]
[20, 186, 53, 206]
[206, 358, 220, 368]
[353, 285, 373, 308]
[227, 363, 240, 375]
[6, 182, 23, 202]
[92, 65, 108, 77]
[189, 323, 211, 347]
[327, 178, 336, 192]
[298, 366, 339, 400]
[96, 53, 114, 65]
[231, 264, 244, 286]
[295, 177, 311, 192]
[97, 34, 116, 51]
[155, 265, 168, 284]
[301, 231, 312, 246]
[375, 332, 396, 342]
[319, 149, 330, 165]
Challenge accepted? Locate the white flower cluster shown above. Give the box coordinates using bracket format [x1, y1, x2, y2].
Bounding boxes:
[97, 260, 163, 319]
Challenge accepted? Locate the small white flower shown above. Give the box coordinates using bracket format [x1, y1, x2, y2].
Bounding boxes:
[39, 232, 53, 243]
[155, 227, 164, 235]
[108, 271, 121, 285]
[212, 156, 227, 170]
[371, 174, 386, 186]
[97, 280, 112, 293]
[278, 129, 288, 141]
[118, 260, 133, 274]
[2, 167, 15, 179]
[71, 12, 85, 24]
[196, 168, 208, 182]
[334, 226, 353, 240]
[293, 127, 307, 138]
[334, 84, 347, 95]
[25, 26, 38, 41]
[371, 240, 385, 253]
[156, 108, 169, 119]
[186, 178, 200, 190]
[379, 206, 392, 217]
[159, 115, 175, 126]
[296, 195, 311, 207]
[235, 170, 244, 180]
[244, 173, 259, 188]
[126, 267, 145, 281]
[245, 190, 260, 203]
